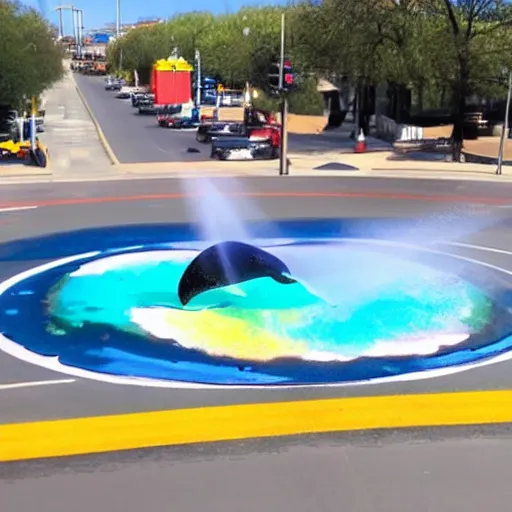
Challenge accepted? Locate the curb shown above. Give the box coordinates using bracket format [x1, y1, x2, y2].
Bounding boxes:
[3, 169, 512, 185]
[70, 73, 120, 166]
[0, 169, 52, 179]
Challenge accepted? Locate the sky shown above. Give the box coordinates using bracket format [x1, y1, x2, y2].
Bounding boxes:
[25, 0, 285, 32]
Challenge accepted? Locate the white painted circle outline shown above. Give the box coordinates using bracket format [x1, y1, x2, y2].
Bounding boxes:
[0, 239, 512, 389]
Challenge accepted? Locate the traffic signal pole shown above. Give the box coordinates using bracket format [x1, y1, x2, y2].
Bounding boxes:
[278, 13, 289, 176]
[497, 70, 512, 175]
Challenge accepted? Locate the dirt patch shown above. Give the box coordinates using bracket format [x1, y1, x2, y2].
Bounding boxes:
[464, 137, 512, 160]
[423, 125, 453, 138]
[276, 114, 328, 134]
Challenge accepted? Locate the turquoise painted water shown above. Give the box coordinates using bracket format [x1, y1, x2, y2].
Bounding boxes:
[47, 243, 493, 362]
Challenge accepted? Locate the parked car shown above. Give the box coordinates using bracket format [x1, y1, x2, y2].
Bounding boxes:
[156, 105, 182, 126]
[210, 133, 279, 160]
[157, 103, 200, 128]
[132, 92, 154, 108]
[105, 77, 123, 91]
[196, 108, 277, 143]
[138, 99, 158, 115]
[116, 86, 136, 99]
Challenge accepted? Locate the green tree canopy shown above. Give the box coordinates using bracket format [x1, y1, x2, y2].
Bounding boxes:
[106, 0, 512, 131]
[0, 1, 64, 109]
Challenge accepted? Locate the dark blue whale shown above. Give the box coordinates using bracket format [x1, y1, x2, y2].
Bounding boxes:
[178, 241, 297, 306]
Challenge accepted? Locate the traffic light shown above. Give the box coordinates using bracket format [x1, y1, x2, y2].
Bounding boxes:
[267, 59, 294, 92]
[283, 59, 294, 90]
[268, 62, 280, 90]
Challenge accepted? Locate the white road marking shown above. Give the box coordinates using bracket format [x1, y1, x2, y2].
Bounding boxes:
[438, 241, 512, 256]
[0, 206, 38, 213]
[0, 379, 75, 390]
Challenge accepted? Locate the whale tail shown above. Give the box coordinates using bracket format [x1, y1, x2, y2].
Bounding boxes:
[178, 241, 297, 306]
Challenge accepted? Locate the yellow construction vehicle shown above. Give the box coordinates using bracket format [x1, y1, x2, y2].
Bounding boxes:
[0, 100, 49, 167]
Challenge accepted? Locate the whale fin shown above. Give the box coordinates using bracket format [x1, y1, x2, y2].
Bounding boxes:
[178, 241, 296, 306]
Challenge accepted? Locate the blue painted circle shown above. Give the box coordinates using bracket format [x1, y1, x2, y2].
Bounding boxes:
[0, 219, 511, 387]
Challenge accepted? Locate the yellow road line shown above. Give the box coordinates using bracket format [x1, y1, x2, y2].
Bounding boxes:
[2, 390, 512, 462]
[69, 72, 120, 166]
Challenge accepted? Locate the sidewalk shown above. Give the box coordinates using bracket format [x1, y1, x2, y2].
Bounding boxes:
[288, 126, 392, 153]
[110, 149, 512, 181]
[2, 158, 511, 184]
[39, 66, 112, 176]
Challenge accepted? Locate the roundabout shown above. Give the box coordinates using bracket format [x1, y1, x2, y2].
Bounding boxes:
[2, 222, 512, 389]
[1, 176, 512, 467]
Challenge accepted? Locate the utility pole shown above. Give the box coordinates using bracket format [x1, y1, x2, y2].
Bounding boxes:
[497, 70, 512, 175]
[78, 9, 84, 47]
[116, 0, 121, 37]
[54, 6, 76, 47]
[278, 12, 289, 176]
[57, 7, 64, 39]
[72, 9, 78, 46]
[73, 8, 84, 55]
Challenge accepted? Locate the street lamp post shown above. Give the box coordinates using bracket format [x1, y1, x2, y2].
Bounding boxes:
[497, 70, 512, 175]
[79, 9, 84, 47]
[72, 9, 78, 46]
[195, 50, 202, 107]
[116, 0, 121, 37]
[57, 8, 64, 39]
[73, 8, 84, 54]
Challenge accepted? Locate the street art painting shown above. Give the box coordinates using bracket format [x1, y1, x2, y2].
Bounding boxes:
[0, 219, 512, 388]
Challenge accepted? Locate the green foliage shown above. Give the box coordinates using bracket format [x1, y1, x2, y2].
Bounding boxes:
[289, 77, 326, 115]
[252, 91, 280, 113]
[0, 1, 64, 109]
[107, 0, 512, 120]
[247, 78, 326, 116]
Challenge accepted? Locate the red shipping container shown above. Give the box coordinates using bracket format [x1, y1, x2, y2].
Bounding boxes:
[151, 58, 193, 105]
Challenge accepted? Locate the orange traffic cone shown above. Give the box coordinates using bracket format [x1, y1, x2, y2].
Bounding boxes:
[354, 129, 367, 153]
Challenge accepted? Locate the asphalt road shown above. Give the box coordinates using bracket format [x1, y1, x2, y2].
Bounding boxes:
[4, 427, 512, 512]
[2, 176, 512, 511]
[74, 74, 210, 163]
[73, 75, 381, 164]
[0, 176, 512, 423]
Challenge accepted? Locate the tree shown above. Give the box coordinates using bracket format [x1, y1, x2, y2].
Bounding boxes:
[421, 0, 512, 160]
[0, 1, 64, 109]
[200, 8, 283, 88]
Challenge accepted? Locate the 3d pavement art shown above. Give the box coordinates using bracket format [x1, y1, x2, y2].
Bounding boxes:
[0, 219, 511, 388]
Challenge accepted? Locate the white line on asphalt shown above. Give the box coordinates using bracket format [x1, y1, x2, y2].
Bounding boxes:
[438, 241, 512, 256]
[0, 206, 38, 213]
[0, 379, 76, 390]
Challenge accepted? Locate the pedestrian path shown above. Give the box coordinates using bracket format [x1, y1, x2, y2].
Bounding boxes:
[40, 66, 112, 175]
[288, 126, 392, 153]
[108, 149, 512, 182]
